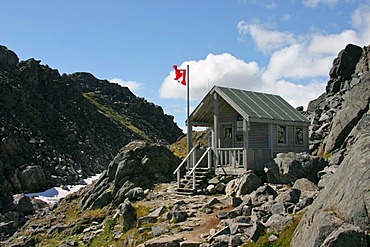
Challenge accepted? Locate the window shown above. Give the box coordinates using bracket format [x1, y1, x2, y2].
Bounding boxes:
[295, 127, 304, 145]
[224, 127, 232, 138]
[277, 125, 286, 144]
[236, 134, 243, 143]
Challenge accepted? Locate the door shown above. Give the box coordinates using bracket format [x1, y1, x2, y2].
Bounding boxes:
[221, 124, 233, 148]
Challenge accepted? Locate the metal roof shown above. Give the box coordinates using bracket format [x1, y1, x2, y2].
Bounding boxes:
[190, 86, 310, 126]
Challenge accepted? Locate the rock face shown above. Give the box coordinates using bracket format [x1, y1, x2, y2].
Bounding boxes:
[0, 46, 182, 206]
[292, 113, 370, 247]
[306, 44, 370, 156]
[80, 141, 181, 210]
[292, 44, 370, 246]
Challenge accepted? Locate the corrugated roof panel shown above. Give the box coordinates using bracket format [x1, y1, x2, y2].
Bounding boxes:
[223, 88, 263, 118]
[252, 92, 285, 120]
[271, 94, 309, 122]
[217, 86, 309, 123]
[190, 86, 309, 126]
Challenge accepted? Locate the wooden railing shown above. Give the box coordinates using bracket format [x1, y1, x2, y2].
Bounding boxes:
[173, 146, 197, 188]
[188, 147, 212, 190]
[217, 148, 244, 167]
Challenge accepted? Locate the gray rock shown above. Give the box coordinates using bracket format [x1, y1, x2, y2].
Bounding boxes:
[0, 221, 17, 237]
[264, 214, 293, 233]
[230, 197, 243, 207]
[169, 211, 187, 223]
[210, 235, 229, 247]
[148, 206, 167, 218]
[265, 152, 326, 184]
[227, 208, 243, 219]
[271, 202, 286, 215]
[225, 179, 238, 197]
[321, 223, 368, 247]
[208, 177, 220, 185]
[151, 224, 169, 236]
[121, 199, 136, 231]
[137, 215, 157, 227]
[180, 240, 202, 247]
[249, 185, 278, 206]
[244, 222, 265, 242]
[144, 236, 185, 247]
[292, 113, 370, 246]
[125, 187, 144, 200]
[275, 188, 300, 204]
[324, 71, 370, 154]
[292, 178, 319, 192]
[215, 182, 226, 193]
[18, 165, 48, 193]
[236, 172, 263, 197]
[206, 184, 216, 194]
[11, 194, 35, 215]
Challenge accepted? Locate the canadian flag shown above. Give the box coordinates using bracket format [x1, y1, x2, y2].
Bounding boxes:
[173, 65, 186, 86]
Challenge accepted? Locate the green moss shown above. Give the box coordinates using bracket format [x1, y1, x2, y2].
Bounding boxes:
[82, 92, 149, 141]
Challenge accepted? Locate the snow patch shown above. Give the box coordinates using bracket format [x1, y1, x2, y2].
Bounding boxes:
[25, 173, 101, 205]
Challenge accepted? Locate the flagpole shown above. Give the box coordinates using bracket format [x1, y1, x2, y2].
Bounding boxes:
[186, 64, 192, 156]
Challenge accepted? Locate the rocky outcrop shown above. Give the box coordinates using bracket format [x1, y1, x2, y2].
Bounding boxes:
[0, 45, 182, 206]
[291, 111, 370, 247]
[80, 141, 181, 210]
[306, 44, 370, 156]
[291, 44, 370, 246]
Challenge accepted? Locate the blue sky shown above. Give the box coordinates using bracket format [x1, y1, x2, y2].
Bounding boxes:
[1, 0, 370, 132]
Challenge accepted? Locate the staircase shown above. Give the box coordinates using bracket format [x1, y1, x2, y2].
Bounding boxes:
[176, 167, 213, 195]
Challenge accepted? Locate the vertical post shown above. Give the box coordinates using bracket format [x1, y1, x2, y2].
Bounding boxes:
[268, 124, 273, 158]
[213, 93, 219, 168]
[243, 118, 249, 170]
[186, 65, 192, 169]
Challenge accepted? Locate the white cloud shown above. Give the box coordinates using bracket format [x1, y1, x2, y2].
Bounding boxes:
[159, 53, 261, 101]
[302, 0, 338, 8]
[160, 4, 370, 114]
[351, 5, 370, 45]
[282, 14, 292, 22]
[238, 21, 296, 54]
[239, 0, 277, 9]
[109, 78, 142, 95]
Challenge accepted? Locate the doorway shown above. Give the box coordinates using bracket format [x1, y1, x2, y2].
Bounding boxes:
[220, 124, 233, 148]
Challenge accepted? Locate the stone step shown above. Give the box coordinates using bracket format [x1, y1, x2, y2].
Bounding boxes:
[176, 187, 195, 195]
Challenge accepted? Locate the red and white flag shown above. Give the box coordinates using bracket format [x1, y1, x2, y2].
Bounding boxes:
[173, 65, 186, 86]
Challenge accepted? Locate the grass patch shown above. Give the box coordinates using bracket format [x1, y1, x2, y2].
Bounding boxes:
[132, 202, 151, 219]
[168, 131, 207, 158]
[82, 92, 149, 140]
[318, 151, 332, 160]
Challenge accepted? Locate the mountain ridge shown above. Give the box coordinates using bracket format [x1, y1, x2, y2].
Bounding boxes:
[0, 45, 183, 204]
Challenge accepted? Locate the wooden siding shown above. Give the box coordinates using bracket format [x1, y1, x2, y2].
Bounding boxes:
[218, 102, 238, 123]
[247, 148, 271, 171]
[249, 122, 269, 148]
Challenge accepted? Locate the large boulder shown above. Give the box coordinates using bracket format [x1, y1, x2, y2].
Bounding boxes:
[80, 141, 181, 209]
[18, 165, 48, 193]
[225, 172, 262, 197]
[264, 152, 326, 184]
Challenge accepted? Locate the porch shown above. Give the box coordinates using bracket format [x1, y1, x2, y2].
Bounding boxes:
[173, 146, 271, 193]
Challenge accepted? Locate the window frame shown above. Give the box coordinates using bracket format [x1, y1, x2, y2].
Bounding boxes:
[277, 125, 287, 145]
[294, 127, 304, 145]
